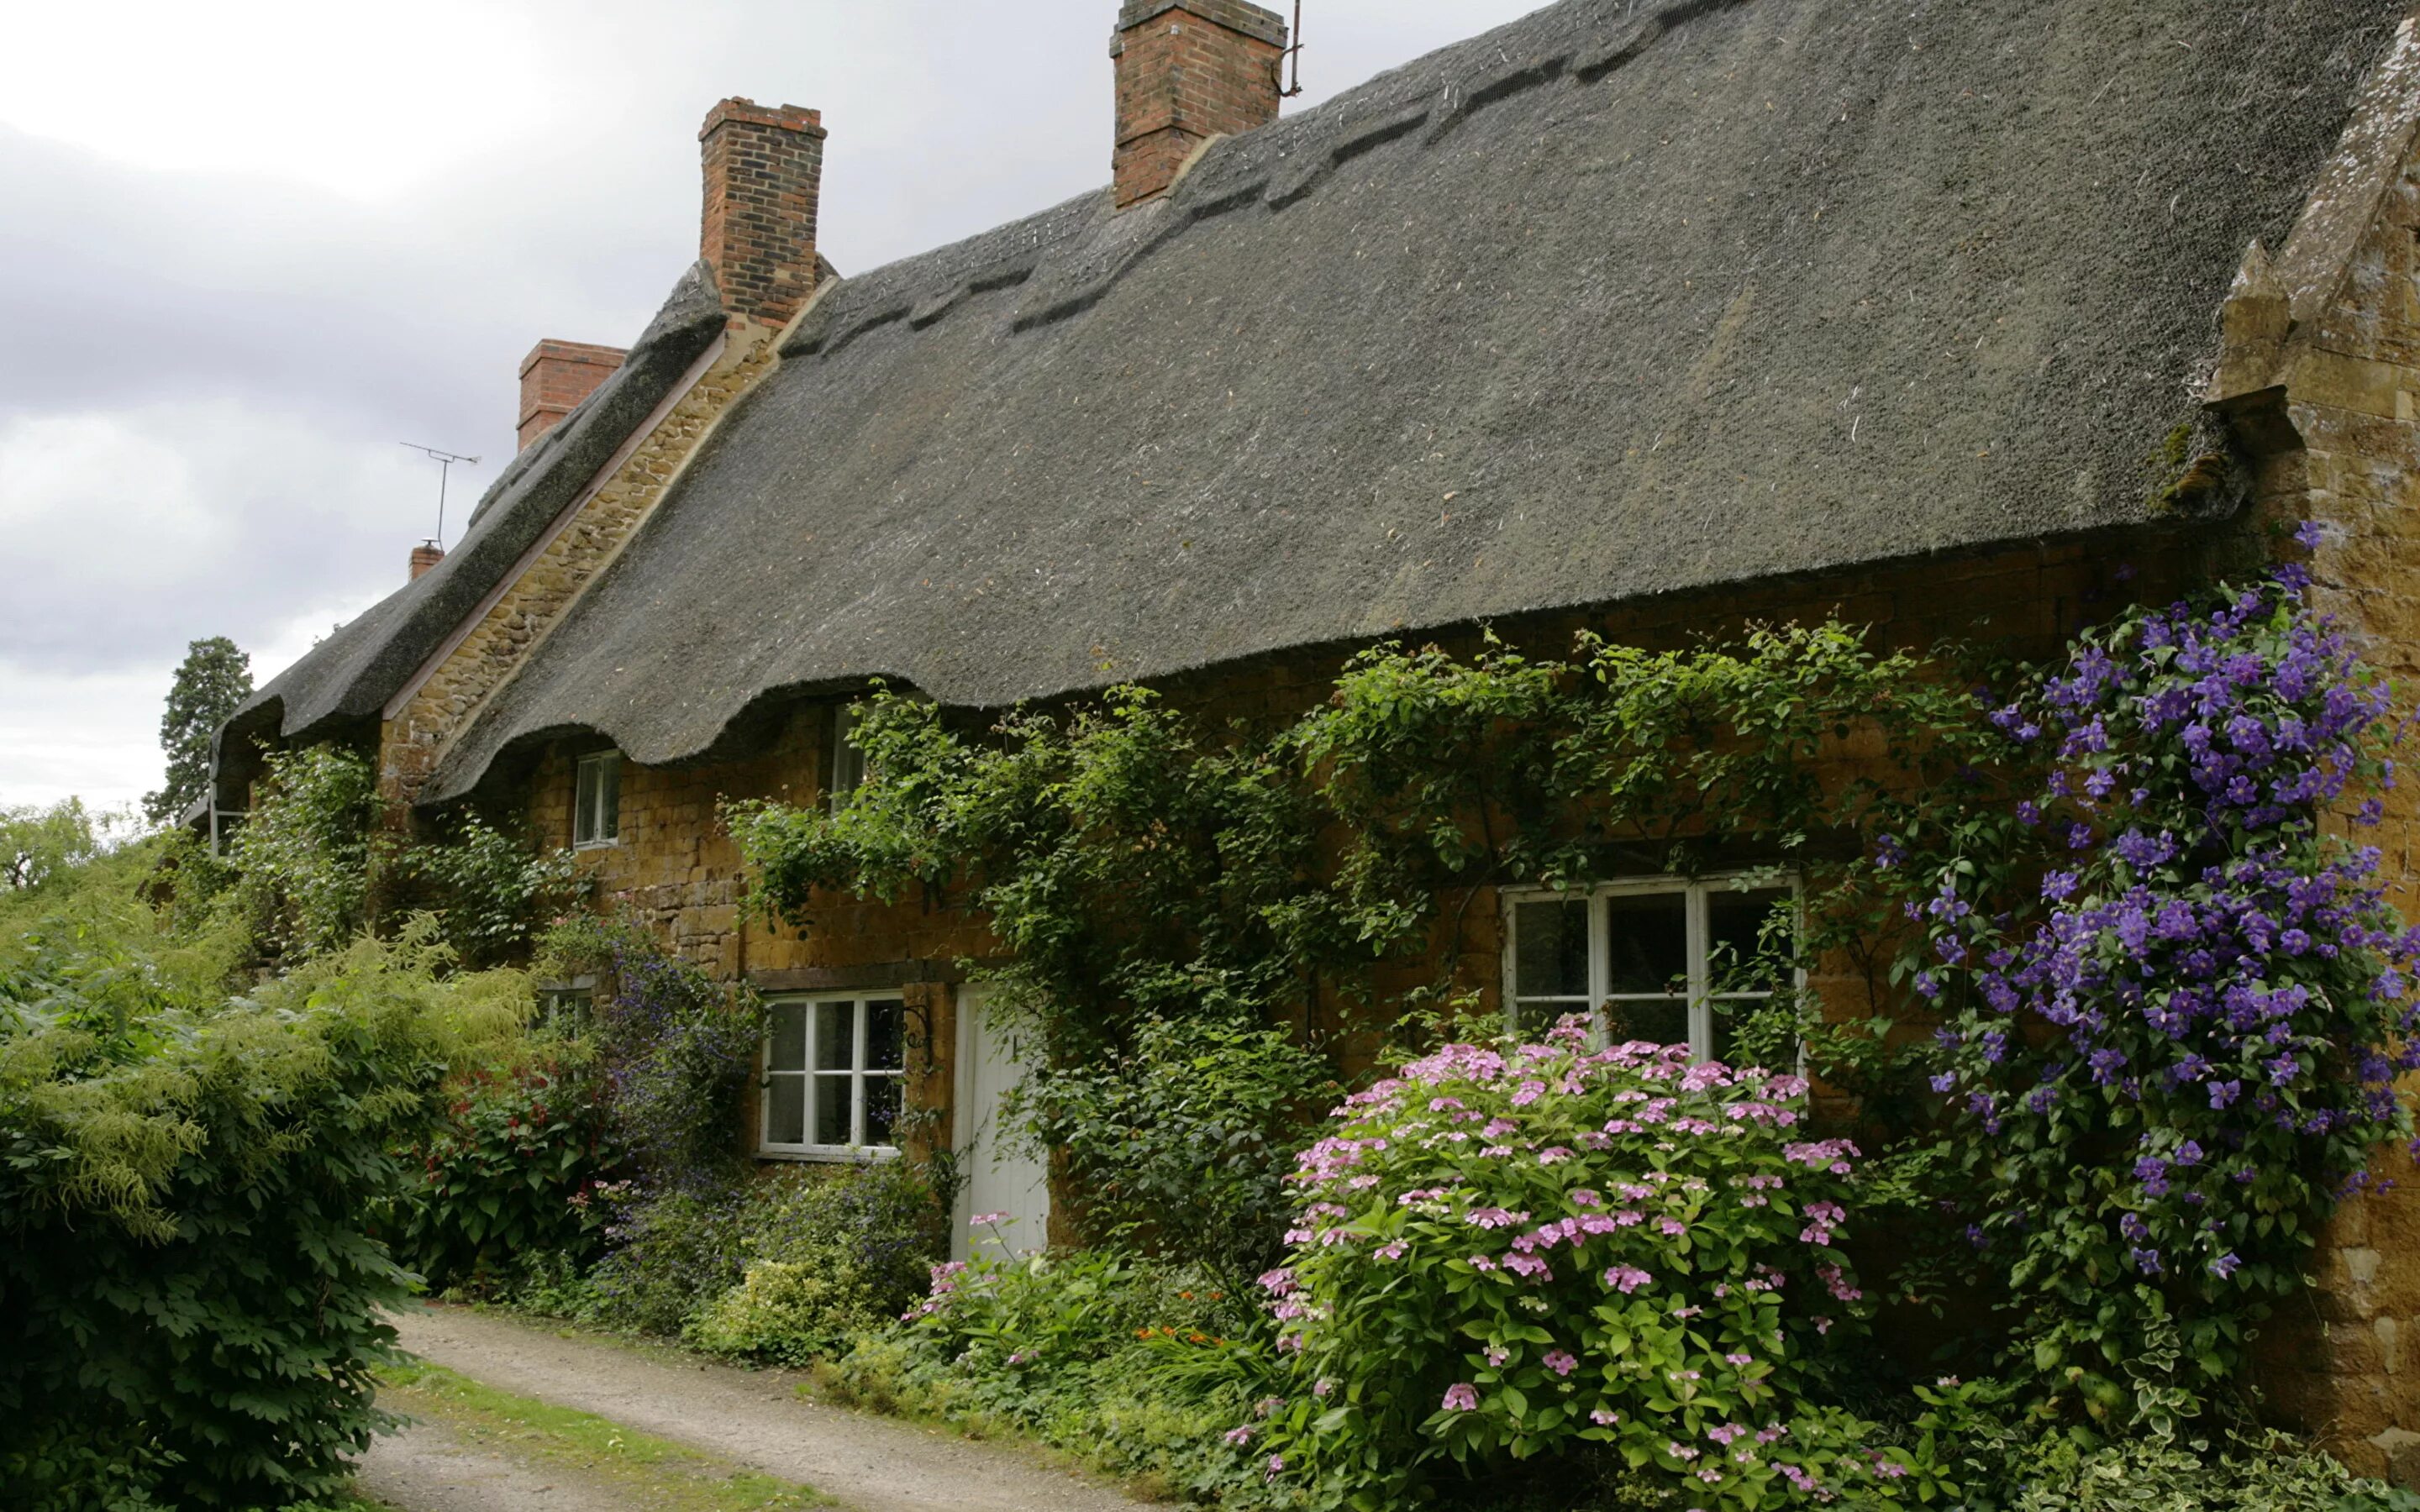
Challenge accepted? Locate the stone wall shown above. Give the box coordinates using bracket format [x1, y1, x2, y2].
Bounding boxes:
[502, 526, 2213, 1163]
[2239, 83, 2420, 1479]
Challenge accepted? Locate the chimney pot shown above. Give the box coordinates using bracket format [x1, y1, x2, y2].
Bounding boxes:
[699, 97, 828, 329]
[1110, 0, 1288, 207]
[410, 542, 445, 581]
[518, 339, 627, 451]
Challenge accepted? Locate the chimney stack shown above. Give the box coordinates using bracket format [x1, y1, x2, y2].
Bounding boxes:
[518, 339, 627, 451]
[699, 98, 826, 330]
[1110, 1, 1287, 208]
[410, 541, 445, 581]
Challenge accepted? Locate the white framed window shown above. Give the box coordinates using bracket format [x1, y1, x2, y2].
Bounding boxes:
[1501, 873, 1800, 1063]
[761, 995, 906, 1159]
[828, 706, 866, 812]
[573, 752, 621, 849]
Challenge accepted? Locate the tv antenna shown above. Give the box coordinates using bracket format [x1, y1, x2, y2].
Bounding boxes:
[399, 443, 481, 548]
[1281, 0, 1306, 97]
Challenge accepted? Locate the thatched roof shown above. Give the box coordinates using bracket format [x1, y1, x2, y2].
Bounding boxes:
[342, 0, 2407, 801]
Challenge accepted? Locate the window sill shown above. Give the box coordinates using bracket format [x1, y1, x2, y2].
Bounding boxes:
[757, 1146, 901, 1165]
[572, 838, 621, 853]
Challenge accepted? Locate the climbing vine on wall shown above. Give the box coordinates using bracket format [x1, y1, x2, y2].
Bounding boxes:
[217, 744, 581, 969]
[734, 537, 2418, 1436]
[727, 625, 2003, 1270]
[1886, 554, 2420, 1433]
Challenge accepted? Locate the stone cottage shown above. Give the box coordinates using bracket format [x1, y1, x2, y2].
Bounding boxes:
[203, 0, 2420, 1473]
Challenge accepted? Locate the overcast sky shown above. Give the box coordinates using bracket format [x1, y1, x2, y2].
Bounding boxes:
[0, 0, 1547, 816]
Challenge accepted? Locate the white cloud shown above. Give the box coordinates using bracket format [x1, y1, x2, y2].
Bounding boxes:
[0, 660, 167, 813]
[0, 1, 562, 202]
[0, 402, 427, 674]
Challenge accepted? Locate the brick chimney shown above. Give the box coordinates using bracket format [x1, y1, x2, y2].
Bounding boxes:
[409, 541, 445, 580]
[518, 339, 627, 451]
[1110, 1, 1287, 208]
[699, 98, 826, 330]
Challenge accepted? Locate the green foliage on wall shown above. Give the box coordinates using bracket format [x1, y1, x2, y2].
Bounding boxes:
[218, 743, 581, 969]
[729, 626, 1996, 1274]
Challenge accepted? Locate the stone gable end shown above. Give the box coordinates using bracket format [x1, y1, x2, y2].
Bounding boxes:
[377, 324, 782, 812]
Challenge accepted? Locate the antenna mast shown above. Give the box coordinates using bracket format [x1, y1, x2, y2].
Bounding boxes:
[399, 443, 481, 548]
[1282, 0, 1306, 97]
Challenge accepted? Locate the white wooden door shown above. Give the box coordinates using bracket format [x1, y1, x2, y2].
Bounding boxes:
[951, 985, 1051, 1262]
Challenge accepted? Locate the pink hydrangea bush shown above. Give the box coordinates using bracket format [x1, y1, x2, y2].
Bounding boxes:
[1252, 1017, 1933, 1508]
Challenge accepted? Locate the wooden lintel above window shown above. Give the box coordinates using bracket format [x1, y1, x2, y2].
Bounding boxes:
[750, 960, 974, 994]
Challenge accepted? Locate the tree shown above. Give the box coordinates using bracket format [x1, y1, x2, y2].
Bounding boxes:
[0, 799, 100, 890]
[145, 637, 252, 827]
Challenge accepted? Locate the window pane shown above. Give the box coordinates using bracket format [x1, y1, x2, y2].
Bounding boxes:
[1603, 997, 1689, 1047]
[865, 1075, 902, 1147]
[766, 1074, 806, 1146]
[1513, 900, 1589, 1000]
[814, 1075, 855, 1145]
[815, 1002, 856, 1071]
[769, 1002, 808, 1071]
[865, 999, 904, 1072]
[1708, 888, 1791, 995]
[830, 708, 866, 806]
[597, 759, 620, 840]
[1605, 891, 1688, 995]
[574, 761, 598, 845]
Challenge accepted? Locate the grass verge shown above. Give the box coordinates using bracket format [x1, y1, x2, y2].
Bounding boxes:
[376, 1358, 826, 1510]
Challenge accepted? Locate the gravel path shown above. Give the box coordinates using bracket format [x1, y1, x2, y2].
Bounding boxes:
[355, 1415, 652, 1511]
[382, 1302, 1153, 1512]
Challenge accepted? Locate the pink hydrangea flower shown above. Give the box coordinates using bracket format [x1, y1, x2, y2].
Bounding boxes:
[1442, 1383, 1481, 1411]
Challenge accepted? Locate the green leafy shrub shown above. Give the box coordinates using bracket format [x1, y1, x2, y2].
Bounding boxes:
[687, 1256, 880, 1363]
[827, 1246, 1271, 1503]
[218, 743, 579, 970]
[684, 1162, 944, 1364]
[541, 912, 763, 1192]
[0, 925, 527, 1510]
[587, 1178, 755, 1335]
[750, 1162, 945, 1309]
[1996, 1432, 2419, 1511]
[1256, 1017, 1929, 1509]
[380, 1046, 620, 1291]
[1018, 1011, 1336, 1281]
